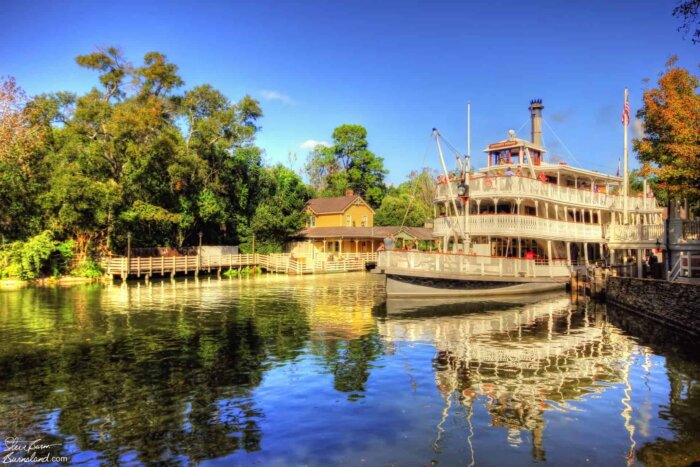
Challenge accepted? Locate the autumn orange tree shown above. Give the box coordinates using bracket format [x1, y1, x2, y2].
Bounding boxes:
[633, 57, 700, 206]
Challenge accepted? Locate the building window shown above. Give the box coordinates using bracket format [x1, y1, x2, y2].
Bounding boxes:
[361, 215, 367, 227]
[308, 215, 316, 227]
[346, 214, 352, 226]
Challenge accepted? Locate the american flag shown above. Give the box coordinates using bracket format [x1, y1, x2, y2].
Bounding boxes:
[621, 94, 630, 125]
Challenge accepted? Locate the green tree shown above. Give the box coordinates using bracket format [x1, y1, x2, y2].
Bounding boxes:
[304, 144, 338, 193]
[304, 124, 387, 206]
[248, 165, 313, 252]
[375, 169, 435, 227]
[633, 57, 700, 205]
[0, 77, 47, 240]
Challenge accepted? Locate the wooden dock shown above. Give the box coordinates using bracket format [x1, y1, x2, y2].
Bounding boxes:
[102, 253, 378, 279]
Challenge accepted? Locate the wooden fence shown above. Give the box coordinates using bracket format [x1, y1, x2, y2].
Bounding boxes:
[102, 253, 378, 279]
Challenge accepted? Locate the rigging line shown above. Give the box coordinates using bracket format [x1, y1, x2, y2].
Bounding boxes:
[399, 132, 433, 229]
[516, 119, 529, 136]
[439, 133, 466, 159]
[542, 118, 582, 166]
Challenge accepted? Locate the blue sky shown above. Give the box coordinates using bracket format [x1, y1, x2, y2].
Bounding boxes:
[1, 0, 697, 184]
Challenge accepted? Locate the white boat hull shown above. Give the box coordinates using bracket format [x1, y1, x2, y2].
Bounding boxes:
[386, 273, 566, 297]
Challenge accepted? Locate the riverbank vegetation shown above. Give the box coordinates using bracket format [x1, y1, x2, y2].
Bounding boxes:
[0, 47, 407, 280]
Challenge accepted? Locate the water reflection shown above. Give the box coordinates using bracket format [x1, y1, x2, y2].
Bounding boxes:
[0, 274, 698, 465]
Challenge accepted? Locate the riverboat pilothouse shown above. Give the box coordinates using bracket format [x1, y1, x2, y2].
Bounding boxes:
[379, 99, 665, 296]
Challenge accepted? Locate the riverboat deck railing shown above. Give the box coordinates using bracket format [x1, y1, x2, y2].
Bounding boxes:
[434, 214, 664, 244]
[434, 215, 604, 242]
[377, 250, 571, 279]
[436, 176, 661, 212]
[102, 253, 378, 278]
[604, 224, 665, 243]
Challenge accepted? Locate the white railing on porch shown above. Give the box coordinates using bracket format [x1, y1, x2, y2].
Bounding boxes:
[378, 250, 571, 279]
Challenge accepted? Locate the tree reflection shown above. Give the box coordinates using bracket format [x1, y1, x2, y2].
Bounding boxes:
[0, 281, 311, 464]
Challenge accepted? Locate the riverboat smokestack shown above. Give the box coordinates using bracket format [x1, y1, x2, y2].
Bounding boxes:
[529, 99, 544, 147]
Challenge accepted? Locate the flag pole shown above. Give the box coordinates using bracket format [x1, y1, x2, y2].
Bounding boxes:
[623, 88, 629, 224]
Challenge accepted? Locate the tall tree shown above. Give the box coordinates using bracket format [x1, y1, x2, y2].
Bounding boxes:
[304, 144, 338, 192]
[304, 124, 387, 206]
[633, 57, 700, 205]
[248, 165, 313, 252]
[0, 77, 47, 240]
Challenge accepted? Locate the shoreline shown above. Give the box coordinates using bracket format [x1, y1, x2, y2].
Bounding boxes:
[1, 276, 111, 288]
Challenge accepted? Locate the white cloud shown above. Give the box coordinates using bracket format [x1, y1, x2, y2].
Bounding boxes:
[300, 139, 330, 150]
[259, 89, 292, 104]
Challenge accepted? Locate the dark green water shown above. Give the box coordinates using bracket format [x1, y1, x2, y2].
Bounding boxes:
[0, 273, 698, 466]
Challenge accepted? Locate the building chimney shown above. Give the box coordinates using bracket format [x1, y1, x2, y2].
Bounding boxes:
[529, 99, 544, 148]
[345, 188, 354, 197]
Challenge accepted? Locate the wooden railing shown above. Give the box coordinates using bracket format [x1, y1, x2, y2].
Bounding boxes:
[377, 250, 571, 279]
[102, 253, 378, 278]
[436, 176, 661, 212]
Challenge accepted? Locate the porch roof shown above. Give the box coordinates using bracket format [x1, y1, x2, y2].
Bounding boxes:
[293, 226, 435, 241]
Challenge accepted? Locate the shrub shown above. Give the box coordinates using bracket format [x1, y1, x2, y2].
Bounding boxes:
[70, 258, 104, 278]
[222, 268, 239, 278]
[1, 231, 58, 280]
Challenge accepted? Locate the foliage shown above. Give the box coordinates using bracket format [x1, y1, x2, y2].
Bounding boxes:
[1, 47, 316, 276]
[304, 144, 338, 192]
[673, 0, 700, 43]
[1, 231, 57, 280]
[304, 124, 387, 207]
[375, 169, 435, 227]
[222, 268, 239, 278]
[633, 57, 700, 204]
[0, 76, 47, 239]
[70, 258, 104, 278]
[249, 165, 313, 252]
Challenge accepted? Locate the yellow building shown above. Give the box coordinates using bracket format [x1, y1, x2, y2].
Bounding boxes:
[289, 191, 433, 259]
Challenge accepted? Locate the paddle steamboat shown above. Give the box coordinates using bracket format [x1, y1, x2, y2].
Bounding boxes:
[379, 99, 665, 296]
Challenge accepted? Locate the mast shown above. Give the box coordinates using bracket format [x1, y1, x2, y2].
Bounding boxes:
[623, 88, 629, 224]
[467, 101, 471, 175]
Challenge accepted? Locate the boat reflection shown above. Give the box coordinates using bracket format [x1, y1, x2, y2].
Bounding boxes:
[378, 294, 639, 463]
